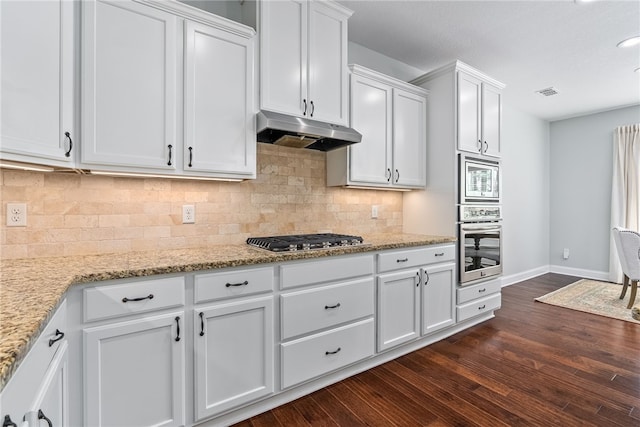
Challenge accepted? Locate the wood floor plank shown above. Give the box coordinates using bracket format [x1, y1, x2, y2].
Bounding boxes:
[234, 274, 640, 427]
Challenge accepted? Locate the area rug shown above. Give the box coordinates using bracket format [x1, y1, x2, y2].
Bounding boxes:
[535, 279, 640, 324]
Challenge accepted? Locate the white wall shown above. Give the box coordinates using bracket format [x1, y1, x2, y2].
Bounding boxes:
[501, 105, 550, 284]
[348, 42, 424, 82]
[549, 105, 640, 280]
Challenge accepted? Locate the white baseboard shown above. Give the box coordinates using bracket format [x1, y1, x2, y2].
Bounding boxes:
[501, 266, 550, 287]
[548, 265, 610, 282]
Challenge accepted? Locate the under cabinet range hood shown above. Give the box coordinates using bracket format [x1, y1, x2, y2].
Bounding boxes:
[256, 110, 362, 151]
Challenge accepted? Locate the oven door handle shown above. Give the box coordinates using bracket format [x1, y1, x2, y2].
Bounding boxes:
[461, 224, 501, 232]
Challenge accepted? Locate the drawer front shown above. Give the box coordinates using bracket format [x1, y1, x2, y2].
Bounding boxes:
[280, 255, 374, 290]
[457, 279, 502, 304]
[457, 293, 501, 322]
[281, 277, 374, 340]
[281, 318, 374, 389]
[378, 245, 455, 273]
[84, 276, 185, 322]
[194, 267, 274, 303]
[423, 244, 455, 264]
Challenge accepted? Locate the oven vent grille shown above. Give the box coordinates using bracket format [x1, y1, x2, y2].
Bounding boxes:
[535, 87, 559, 96]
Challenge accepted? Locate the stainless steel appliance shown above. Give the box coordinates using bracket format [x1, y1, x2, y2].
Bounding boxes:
[247, 233, 364, 252]
[459, 205, 502, 285]
[459, 154, 500, 203]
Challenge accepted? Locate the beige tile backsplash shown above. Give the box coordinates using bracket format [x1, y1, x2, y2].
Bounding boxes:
[1, 144, 403, 259]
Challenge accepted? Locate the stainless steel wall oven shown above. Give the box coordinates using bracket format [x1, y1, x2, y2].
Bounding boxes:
[459, 205, 502, 285]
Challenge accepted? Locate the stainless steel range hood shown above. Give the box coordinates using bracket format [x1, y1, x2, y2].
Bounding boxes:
[256, 110, 362, 151]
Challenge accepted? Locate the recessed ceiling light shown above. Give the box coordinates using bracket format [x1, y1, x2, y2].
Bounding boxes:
[617, 36, 640, 48]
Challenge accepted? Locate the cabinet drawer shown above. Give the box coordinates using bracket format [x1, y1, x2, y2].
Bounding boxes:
[378, 244, 454, 273]
[280, 255, 373, 290]
[281, 318, 374, 389]
[457, 293, 501, 322]
[84, 276, 184, 322]
[194, 266, 273, 303]
[281, 277, 374, 340]
[457, 279, 501, 304]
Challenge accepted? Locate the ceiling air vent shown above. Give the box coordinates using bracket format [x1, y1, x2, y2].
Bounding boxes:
[535, 87, 559, 96]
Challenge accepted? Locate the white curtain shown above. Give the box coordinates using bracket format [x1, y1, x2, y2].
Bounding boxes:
[609, 124, 640, 283]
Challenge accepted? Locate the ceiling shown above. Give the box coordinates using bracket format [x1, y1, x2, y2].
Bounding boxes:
[338, 0, 640, 122]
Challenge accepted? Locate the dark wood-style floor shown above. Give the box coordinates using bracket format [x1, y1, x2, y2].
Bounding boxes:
[233, 273, 640, 426]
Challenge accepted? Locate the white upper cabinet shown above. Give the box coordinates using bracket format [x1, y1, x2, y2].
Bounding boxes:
[81, 0, 178, 170]
[457, 69, 502, 158]
[327, 65, 427, 190]
[0, 0, 75, 167]
[259, 0, 350, 126]
[81, 0, 256, 179]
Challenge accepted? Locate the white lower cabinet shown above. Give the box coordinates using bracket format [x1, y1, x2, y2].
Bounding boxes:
[194, 296, 274, 421]
[422, 262, 456, 335]
[377, 269, 421, 352]
[456, 278, 502, 322]
[84, 312, 185, 427]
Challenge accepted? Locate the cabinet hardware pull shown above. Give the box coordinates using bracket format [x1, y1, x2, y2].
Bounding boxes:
[3, 415, 17, 427]
[310, 100, 315, 117]
[122, 294, 154, 303]
[303, 99, 307, 116]
[478, 288, 487, 293]
[64, 132, 73, 157]
[226, 280, 248, 287]
[477, 139, 482, 152]
[478, 304, 486, 310]
[484, 140, 488, 153]
[434, 252, 444, 257]
[167, 144, 173, 166]
[48, 329, 64, 347]
[175, 316, 181, 342]
[397, 258, 408, 263]
[324, 303, 341, 309]
[199, 312, 205, 336]
[424, 270, 430, 286]
[416, 271, 421, 287]
[188, 146, 193, 167]
[386, 168, 392, 182]
[37, 410, 52, 427]
[325, 347, 341, 355]
[395, 169, 399, 183]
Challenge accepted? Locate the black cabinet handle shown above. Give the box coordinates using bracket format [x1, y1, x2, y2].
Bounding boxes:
[478, 304, 486, 310]
[424, 270, 430, 286]
[324, 303, 341, 310]
[199, 312, 205, 336]
[3, 415, 17, 427]
[477, 139, 482, 152]
[38, 410, 52, 427]
[386, 168, 392, 182]
[478, 288, 487, 293]
[188, 147, 193, 167]
[325, 347, 341, 355]
[226, 280, 248, 288]
[175, 316, 181, 342]
[434, 252, 445, 257]
[395, 169, 399, 183]
[484, 140, 488, 153]
[122, 294, 154, 303]
[64, 131, 73, 157]
[416, 271, 421, 287]
[397, 258, 408, 263]
[167, 144, 173, 166]
[310, 100, 315, 117]
[48, 329, 64, 347]
[303, 99, 307, 116]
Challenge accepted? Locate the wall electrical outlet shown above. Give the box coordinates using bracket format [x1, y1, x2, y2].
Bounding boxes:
[182, 205, 195, 224]
[562, 248, 570, 260]
[7, 203, 27, 227]
[371, 205, 379, 219]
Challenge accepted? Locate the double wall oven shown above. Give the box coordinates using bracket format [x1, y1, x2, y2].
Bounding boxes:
[459, 155, 502, 285]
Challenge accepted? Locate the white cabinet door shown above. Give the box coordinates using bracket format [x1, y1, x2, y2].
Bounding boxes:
[81, 0, 177, 170]
[0, 0, 75, 166]
[259, 0, 307, 118]
[307, 1, 349, 125]
[457, 71, 482, 155]
[421, 262, 456, 335]
[84, 312, 185, 427]
[482, 83, 502, 158]
[348, 73, 392, 185]
[184, 20, 255, 177]
[194, 296, 274, 421]
[25, 342, 69, 427]
[377, 270, 420, 352]
[392, 88, 427, 188]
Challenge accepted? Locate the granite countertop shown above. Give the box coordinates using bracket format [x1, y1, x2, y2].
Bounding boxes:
[0, 233, 455, 392]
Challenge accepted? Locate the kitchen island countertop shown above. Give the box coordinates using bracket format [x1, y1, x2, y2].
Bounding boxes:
[0, 233, 455, 392]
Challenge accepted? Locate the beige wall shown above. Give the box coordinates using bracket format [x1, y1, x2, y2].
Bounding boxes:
[1, 144, 403, 259]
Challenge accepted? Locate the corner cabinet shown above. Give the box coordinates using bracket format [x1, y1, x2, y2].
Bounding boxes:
[327, 65, 427, 190]
[258, 0, 351, 126]
[0, 0, 76, 168]
[80, 0, 256, 180]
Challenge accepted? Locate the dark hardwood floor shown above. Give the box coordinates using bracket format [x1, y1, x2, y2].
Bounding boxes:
[234, 273, 640, 426]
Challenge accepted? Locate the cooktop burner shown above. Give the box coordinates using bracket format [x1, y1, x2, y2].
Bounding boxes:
[247, 233, 364, 252]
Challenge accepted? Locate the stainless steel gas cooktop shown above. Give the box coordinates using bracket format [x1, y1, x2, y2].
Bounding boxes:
[246, 233, 364, 252]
